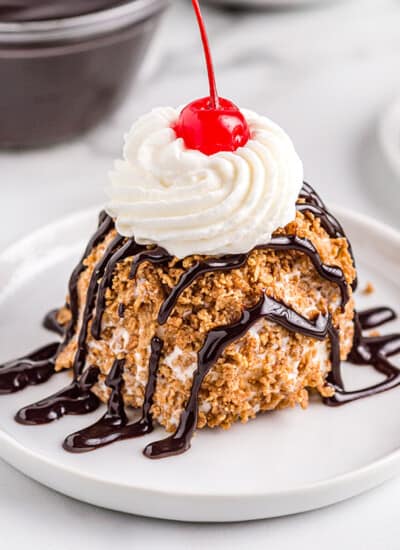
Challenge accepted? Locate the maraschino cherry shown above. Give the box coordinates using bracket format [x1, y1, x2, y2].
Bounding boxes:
[174, 0, 250, 156]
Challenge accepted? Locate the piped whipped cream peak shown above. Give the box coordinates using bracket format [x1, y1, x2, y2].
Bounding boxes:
[106, 106, 304, 258]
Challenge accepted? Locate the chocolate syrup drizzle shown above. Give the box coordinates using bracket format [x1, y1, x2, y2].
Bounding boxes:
[66, 211, 114, 344]
[43, 309, 65, 337]
[298, 182, 358, 291]
[72, 234, 125, 378]
[91, 239, 145, 340]
[0, 343, 58, 395]
[64, 337, 163, 453]
[1, 184, 400, 459]
[325, 308, 400, 406]
[146, 297, 332, 459]
[16, 366, 100, 425]
[265, 236, 349, 308]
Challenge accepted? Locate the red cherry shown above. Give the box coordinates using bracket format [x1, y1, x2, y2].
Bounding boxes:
[173, 0, 250, 156]
[174, 97, 250, 156]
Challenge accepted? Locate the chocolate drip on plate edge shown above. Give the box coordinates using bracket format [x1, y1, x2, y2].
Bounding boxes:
[0, 343, 58, 395]
[16, 366, 100, 425]
[325, 307, 400, 406]
[64, 337, 163, 453]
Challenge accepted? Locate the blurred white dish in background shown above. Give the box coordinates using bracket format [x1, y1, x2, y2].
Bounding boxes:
[205, 0, 336, 7]
[379, 97, 400, 184]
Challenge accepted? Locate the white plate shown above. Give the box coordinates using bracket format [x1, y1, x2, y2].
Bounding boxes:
[0, 207, 400, 522]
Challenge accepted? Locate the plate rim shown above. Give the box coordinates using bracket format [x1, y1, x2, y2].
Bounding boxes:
[1, 205, 400, 519]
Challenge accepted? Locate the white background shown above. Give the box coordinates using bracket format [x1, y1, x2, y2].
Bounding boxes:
[1, 0, 400, 547]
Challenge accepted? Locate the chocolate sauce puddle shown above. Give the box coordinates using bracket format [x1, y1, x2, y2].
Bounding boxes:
[16, 366, 100, 425]
[0, 343, 58, 395]
[2, 185, 400, 460]
[0, 213, 112, 395]
[64, 337, 163, 452]
[325, 307, 400, 406]
[358, 307, 396, 330]
[1, 212, 114, 420]
[14, 226, 121, 425]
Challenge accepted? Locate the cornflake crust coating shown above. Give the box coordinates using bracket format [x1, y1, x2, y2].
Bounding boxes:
[55, 209, 356, 433]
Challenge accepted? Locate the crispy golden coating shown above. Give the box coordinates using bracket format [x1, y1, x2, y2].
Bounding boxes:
[56, 210, 356, 432]
[362, 281, 375, 295]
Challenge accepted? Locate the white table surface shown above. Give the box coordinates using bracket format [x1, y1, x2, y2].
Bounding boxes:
[1, 0, 400, 547]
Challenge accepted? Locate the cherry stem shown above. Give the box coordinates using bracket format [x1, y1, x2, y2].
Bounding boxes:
[191, 0, 219, 110]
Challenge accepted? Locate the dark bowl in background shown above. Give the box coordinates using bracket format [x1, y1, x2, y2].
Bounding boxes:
[0, 0, 168, 149]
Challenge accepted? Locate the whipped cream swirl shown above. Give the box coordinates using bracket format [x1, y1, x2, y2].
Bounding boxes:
[107, 106, 303, 258]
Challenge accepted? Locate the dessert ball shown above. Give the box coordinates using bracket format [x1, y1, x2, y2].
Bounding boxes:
[55, 206, 356, 432]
